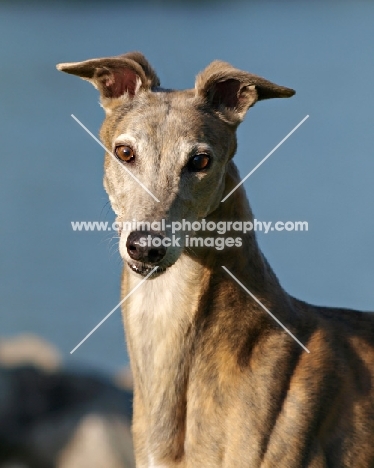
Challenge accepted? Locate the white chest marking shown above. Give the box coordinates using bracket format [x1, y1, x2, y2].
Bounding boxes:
[124, 254, 203, 389]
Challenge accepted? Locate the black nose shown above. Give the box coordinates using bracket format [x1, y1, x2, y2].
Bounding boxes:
[126, 231, 167, 264]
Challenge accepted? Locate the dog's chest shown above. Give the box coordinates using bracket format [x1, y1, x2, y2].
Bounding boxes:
[124, 255, 203, 388]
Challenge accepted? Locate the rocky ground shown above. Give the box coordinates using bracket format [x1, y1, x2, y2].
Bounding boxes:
[0, 335, 135, 468]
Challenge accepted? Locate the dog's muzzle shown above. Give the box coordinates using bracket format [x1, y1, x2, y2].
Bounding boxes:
[126, 230, 167, 276]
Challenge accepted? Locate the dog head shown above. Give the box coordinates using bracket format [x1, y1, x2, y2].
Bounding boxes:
[57, 52, 294, 277]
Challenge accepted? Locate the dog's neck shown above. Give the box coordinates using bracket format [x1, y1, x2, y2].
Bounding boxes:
[122, 253, 205, 462]
[199, 161, 281, 293]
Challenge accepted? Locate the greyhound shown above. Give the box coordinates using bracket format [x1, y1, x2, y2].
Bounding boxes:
[57, 52, 374, 468]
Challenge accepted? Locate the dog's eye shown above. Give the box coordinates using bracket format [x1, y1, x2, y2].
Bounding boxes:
[188, 153, 210, 172]
[114, 145, 135, 163]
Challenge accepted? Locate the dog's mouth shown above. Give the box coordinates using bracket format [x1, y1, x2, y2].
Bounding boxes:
[127, 261, 167, 278]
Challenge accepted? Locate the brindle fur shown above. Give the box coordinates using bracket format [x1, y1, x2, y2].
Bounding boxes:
[57, 52, 374, 468]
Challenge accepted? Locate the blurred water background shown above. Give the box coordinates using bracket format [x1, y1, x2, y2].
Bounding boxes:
[0, 0, 373, 374]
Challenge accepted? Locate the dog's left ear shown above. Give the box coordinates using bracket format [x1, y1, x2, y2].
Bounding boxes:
[56, 52, 160, 107]
[195, 61, 295, 125]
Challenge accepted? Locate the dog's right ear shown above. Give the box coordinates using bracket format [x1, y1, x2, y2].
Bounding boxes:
[56, 52, 160, 108]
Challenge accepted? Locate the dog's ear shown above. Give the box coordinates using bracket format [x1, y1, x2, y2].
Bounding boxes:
[195, 61, 295, 125]
[56, 52, 160, 105]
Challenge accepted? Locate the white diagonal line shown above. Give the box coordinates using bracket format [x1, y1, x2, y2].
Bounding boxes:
[221, 115, 309, 203]
[70, 266, 158, 354]
[71, 114, 160, 202]
[221, 266, 310, 353]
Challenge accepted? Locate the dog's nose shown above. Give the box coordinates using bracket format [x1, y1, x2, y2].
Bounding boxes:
[126, 231, 167, 264]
